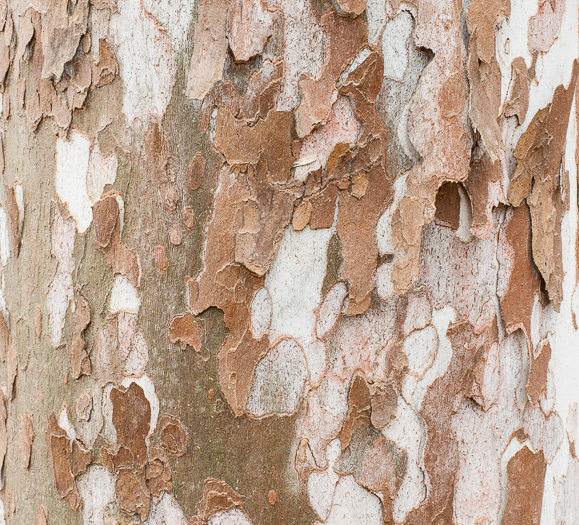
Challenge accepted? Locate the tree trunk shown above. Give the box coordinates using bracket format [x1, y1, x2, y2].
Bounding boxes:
[0, 0, 577, 523]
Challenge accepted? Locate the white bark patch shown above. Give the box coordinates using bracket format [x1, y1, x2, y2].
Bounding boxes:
[125, 331, 149, 378]
[101, 384, 117, 444]
[86, 144, 118, 204]
[327, 298, 398, 386]
[294, 96, 361, 181]
[376, 173, 408, 256]
[109, 276, 140, 315]
[0, 208, 9, 266]
[268, 0, 324, 112]
[419, 223, 498, 325]
[76, 386, 104, 448]
[319, 475, 383, 525]
[58, 404, 77, 441]
[524, 403, 564, 462]
[250, 287, 272, 339]
[365, 0, 392, 44]
[538, 104, 579, 523]
[402, 325, 438, 379]
[266, 225, 333, 385]
[403, 293, 432, 335]
[451, 332, 526, 525]
[382, 398, 426, 522]
[78, 465, 116, 525]
[208, 508, 252, 525]
[497, 0, 579, 149]
[47, 209, 76, 346]
[376, 261, 395, 300]
[410, 306, 456, 409]
[142, 0, 196, 52]
[110, 0, 175, 125]
[246, 338, 308, 418]
[382, 11, 413, 81]
[307, 439, 341, 521]
[55, 130, 92, 234]
[316, 281, 348, 339]
[145, 492, 188, 525]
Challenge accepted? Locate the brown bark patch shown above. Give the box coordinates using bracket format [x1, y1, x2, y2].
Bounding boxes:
[169, 313, 201, 352]
[186, 153, 206, 192]
[93, 193, 140, 286]
[502, 446, 547, 525]
[526, 341, 552, 407]
[160, 415, 188, 457]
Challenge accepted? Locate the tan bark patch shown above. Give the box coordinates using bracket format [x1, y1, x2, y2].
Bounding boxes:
[186, 0, 229, 100]
[154, 245, 169, 271]
[18, 413, 34, 469]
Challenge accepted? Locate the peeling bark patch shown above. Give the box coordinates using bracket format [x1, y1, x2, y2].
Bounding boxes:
[115, 468, 150, 519]
[186, 0, 229, 100]
[335, 0, 367, 17]
[169, 313, 201, 351]
[76, 392, 93, 422]
[502, 446, 546, 525]
[146, 446, 173, 497]
[47, 413, 83, 511]
[18, 413, 34, 469]
[55, 131, 92, 234]
[186, 153, 206, 192]
[508, 61, 578, 309]
[227, 0, 273, 63]
[503, 57, 530, 123]
[181, 206, 196, 231]
[498, 204, 541, 342]
[40, 0, 89, 80]
[160, 415, 188, 456]
[145, 123, 179, 211]
[296, 9, 367, 137]
[196, 478, 244, 521]
[47, 208, 76, 346]
[154, 245, 170, 271]
[93, 193, 140, 287]
[68, 295, 91, 379]
[528, 0, 566, 54]
[526, 341, 551, 407]
[108, 382, 150, 469]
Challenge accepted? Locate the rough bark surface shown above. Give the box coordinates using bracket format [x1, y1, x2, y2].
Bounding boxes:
[0, 0, 577, 523]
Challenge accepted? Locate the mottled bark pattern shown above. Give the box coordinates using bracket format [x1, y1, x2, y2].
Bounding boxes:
[0, 0, 576, 523]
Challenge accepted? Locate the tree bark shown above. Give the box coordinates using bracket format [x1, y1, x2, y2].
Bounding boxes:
[0, 0, 577, 523]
